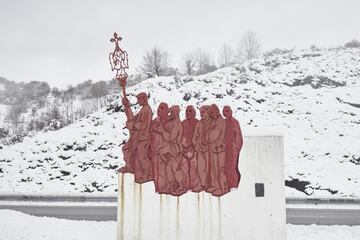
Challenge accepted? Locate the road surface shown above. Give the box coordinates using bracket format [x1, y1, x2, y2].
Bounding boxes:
[0, 195, 359, 225]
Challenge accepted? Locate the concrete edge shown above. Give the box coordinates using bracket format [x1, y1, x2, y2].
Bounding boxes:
[1, 195, 359, 204]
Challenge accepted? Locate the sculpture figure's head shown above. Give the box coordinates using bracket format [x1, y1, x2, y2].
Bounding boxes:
[199, 105, 209, 120]
[223, 106, 233, 119]
[157, 102, 169, 118]
[208, 104, 221, 120]
[185, 105, 196, 120]
[136, 92, 148, 106]
[169, 105, 180, 120]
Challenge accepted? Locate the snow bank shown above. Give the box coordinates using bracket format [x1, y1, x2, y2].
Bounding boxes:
[0, 210, 359, 240]
[287, 224, 360, 240]
[0, 210, 116, 240]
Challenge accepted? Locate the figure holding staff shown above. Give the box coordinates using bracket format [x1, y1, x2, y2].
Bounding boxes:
[110, 33, 153, 183]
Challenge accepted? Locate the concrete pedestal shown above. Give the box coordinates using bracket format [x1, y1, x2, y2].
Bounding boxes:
[117, 135, 286, 240]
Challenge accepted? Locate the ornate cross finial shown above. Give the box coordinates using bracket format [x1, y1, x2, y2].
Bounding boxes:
[110, 32, 123, 51]
[109, 32, 129, 82]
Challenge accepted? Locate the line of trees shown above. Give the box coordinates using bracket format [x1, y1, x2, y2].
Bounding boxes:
[137, 34, 360, 78]
[1, 79, 119, 137]
[138, 31, 262, 77]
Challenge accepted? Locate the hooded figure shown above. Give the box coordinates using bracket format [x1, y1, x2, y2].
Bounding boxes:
[157, 105, 188, 196]
[206, 104, 228, 196]
[150, 102, 170, 193]
[193, 105, 212, 190]
[223, 106, 243, 189]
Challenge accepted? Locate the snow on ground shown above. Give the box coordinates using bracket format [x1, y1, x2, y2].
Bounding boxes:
[0, 210, 360, 240]
[0, 47, 360, 197]
[0, 210, 116, 240]
[287, 224, 360, 240]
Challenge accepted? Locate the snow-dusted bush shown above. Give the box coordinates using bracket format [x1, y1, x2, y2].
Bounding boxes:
[344, 39, 360, 48]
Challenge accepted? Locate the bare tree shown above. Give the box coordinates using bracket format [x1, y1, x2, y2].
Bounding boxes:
[6, 105, 23, 134]
[218, 43, 234, 67]
[47, 96, 62, 121]
[238, 31, 261, 61]
[139, 47, 170, 77]
[51, 87, 61, 98]
[74, 102, 90, 120]
[193, 48, 212, 75]
[24, 81, 50, 108]
[89, 81, 108, 111]
[63, 85, 75, 124]
[344, 39, 360, 48]
[181, 52, 196, 75]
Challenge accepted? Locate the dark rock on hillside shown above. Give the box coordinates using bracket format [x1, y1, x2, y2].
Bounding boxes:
[285, 178, 311, 195]
[60, 170, 71, 176]
[284, 76, 345, 89]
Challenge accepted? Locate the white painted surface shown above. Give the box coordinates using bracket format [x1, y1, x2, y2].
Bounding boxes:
[117, 135, 286, 240]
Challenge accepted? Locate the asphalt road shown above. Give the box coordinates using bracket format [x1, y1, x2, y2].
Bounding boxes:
[1, 196, 360, 225]
[0, 204, 117, 221]
[286, 208, 360, 225]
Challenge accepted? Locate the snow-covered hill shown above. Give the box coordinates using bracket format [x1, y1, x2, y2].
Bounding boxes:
[1, 47, 359, 197]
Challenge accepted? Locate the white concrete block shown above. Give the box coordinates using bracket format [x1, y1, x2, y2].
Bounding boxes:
[117, 135, 286, 240]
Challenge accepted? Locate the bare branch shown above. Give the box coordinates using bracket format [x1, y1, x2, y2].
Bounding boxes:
[238, 31, 261, 61]
[139, 47, 170, 77]
[218, 43, 234, 67]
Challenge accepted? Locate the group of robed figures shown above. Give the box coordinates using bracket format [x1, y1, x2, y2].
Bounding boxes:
[118, 80, 243, 197]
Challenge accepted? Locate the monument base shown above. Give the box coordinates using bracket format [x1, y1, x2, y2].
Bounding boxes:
[117, 135, 286, 240]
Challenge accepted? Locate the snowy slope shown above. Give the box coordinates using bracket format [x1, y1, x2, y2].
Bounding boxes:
[0, 47, 359, 197]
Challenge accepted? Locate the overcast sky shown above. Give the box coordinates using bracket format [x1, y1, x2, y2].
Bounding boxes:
[0, 0, 359, 89]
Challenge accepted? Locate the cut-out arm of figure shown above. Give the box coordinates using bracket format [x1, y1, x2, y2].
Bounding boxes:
[122, 97, 134, 120]
[122, 97, 136, 130]
[125, 108, 134, 120]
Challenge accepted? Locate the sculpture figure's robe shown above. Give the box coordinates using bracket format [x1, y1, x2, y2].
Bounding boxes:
[207, 116, 228, 196]
[122, 104, 153, 184]
[120, 100, 136, 174]
[159, 117, 188, 196]
[150, 117, 168, 193]
[224, 117, 243, 189]
[193, 116, 212, 190]
[182, 118, 200, 192]
[121, 126, 136, 174]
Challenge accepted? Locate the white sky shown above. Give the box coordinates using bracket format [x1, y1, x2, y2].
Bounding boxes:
[0, 0, 359, 89]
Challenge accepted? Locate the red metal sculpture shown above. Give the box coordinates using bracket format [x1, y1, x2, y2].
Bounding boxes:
[119, 92, 153, 184]
[182, 106, 201, 192]
[109, 32, 129, 98]
[150, 102, 170, 193]
[223, 106, 243, 189]
[110, 34, 243, 197]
